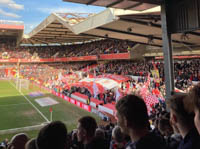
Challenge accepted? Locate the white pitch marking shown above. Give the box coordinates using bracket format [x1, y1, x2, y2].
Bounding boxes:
[9, 81, 50, 123]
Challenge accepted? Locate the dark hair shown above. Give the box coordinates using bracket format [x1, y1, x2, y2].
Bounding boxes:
[158, 117, 173, 136]
[78, 116, 97, 138]
[112, 126, 125, 143]
[167, 94, 194, 125]
[25, 138, 37, 149]
[37, 121, 67, 149]
[115, 94, 149, 129]
[189, 83, 200, 111]
[8, 133, 29, 149]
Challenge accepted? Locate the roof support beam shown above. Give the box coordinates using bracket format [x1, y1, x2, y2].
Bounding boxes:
[45, 27, 66, 29]
[87, 0, 97, 5]
[32, 38, 49, 44]
[124, 15, 160, 21]
[106, 0, 124, 7]
[28, 38, 35, 45]
[34, 36, 93, 40]
[120, 18, 161, 28]
[97, 26, 160, 39]
[63, 0, 161, 5]
[50, 22, 62, 25]
[124, 2, 142, 10]
[188, 31, 200, 37]
[97, 27, 194, 45]
[81, 33, 161, 47]
[34, 34, 93, 38]
[42, 29, 69, 33]
[126, 0, 161, 5]
[40, 32, 66, 35]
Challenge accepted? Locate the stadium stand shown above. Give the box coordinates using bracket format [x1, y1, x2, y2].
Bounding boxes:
[0, 39, 134, 59]
[1, 0, 200, 149]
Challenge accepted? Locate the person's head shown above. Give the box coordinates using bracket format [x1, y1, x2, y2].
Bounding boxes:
[25, 139, 37, 149]
[4, 139, 8, 144]
[71, 129, 78, 141]
[167, 94, 194, 135]
[187, 83, 200, 134]
[77, 116, 97, 143]
[95, 128, 105, 139]
[112, 126, 125, 143]
[115, 94, 149, 134]
[7, 133, 29, 149]
[158, 117, 173, 137]
[36, 121, 68, 149]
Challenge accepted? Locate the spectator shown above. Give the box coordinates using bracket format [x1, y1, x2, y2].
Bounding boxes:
[115, 94, 166, 149]
[0, 138, 8, 149]
[36, 121, 68, 149]
[158, 116, 173, 137]
[77, 116, 106, 149]
[25, 138, 37, 149]
[95, 128, 110, 148]
[110, 126, 126, 149]
[158, 115, 181, 149]
[167, 94, 200, 149]
[186, 83, 200, 134]
[95, 128, 105, 140]
[7, 133, 29, 149]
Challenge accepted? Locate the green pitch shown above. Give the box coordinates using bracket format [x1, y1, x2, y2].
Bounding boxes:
[0, 80, 100, 141]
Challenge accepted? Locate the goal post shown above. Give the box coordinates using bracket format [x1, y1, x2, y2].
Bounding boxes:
[15, 78, 30, 92]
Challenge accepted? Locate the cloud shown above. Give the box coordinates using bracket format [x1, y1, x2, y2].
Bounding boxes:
[37, 6, 104, 14]
[0, 0, 24, 10]
[0, 8, 21, 18]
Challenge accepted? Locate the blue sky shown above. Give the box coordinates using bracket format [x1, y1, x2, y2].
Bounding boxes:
[0, 0, 105, 34]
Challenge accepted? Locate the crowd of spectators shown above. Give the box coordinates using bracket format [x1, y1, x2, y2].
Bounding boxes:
[19, 62, 93, 90]
[0, 58, 199, 105]
[94, 59, 200, 90]
[0, 39, 134, 59]
[1, 82, 200, 149]
[1, 39, 200, 93]
[1, 59, 198, 103]
[96, 90, 116, 104]
[65, 85, 120, 104]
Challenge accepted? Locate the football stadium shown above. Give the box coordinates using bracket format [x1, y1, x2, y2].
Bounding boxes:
[1, 0, 200, 149]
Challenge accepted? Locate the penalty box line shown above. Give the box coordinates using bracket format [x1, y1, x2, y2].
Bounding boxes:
[9, 80, 50, 123]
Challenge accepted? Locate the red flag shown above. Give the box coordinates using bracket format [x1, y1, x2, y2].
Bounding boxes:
[49, 107, 53, 112]
[144, 94, 159, 113]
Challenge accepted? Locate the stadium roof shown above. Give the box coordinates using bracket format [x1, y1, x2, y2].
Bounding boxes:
[21, 13, 98, 44]
[22, 8, 200, 48]
[63, 0, 161, 11]
[0, 20, 24, 45]
[72, 8, 199, 48]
